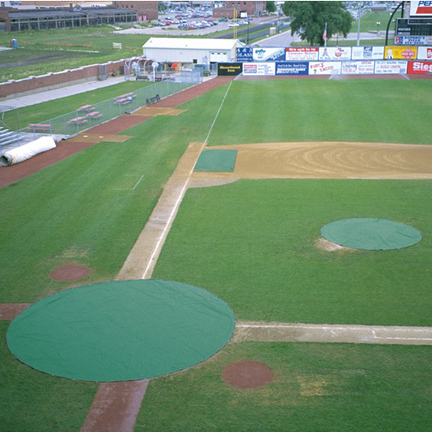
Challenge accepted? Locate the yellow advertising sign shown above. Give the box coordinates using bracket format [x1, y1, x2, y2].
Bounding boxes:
[385, 46, 418, 60]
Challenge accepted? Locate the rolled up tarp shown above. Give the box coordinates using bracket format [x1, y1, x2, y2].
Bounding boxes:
[0, 136, 56, 166]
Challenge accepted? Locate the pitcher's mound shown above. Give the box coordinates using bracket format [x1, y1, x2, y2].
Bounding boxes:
[222, 360, 274, 389]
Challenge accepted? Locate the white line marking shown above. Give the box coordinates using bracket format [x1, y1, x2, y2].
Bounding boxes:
[132, 175, 144, 190]
[204, 80, 233, 144]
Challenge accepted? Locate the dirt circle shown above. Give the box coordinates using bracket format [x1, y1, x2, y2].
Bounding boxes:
[50, 263, 90, 281]
[222, 360, 274, 389]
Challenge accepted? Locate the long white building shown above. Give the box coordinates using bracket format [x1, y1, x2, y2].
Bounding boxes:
[142, 38, 243, 67]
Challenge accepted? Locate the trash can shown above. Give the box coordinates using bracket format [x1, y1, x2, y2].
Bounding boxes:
[10, 39, 17, 49]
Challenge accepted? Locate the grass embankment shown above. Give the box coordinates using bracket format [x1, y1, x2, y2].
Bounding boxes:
[0, 26, 151, 83]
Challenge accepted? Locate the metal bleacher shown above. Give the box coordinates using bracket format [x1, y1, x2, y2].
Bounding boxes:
[0, 126, 23, 153]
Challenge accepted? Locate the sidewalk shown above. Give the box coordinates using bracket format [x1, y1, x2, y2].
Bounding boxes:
[0, 75, 126, 110]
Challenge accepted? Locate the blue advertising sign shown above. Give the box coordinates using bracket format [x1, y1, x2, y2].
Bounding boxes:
[236, 47, 253, 62]
[395, 35, 432, 46]
[275, 62, 309, 75]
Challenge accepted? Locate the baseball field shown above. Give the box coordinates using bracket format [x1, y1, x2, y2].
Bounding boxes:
[1, 76, 432, 431]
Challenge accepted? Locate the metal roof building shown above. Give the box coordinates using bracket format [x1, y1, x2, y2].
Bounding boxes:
[142, 38, 243, 66]
[0, 7, 137, 32]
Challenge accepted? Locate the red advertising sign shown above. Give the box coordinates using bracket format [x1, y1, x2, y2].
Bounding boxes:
[408, 60, 432, 74]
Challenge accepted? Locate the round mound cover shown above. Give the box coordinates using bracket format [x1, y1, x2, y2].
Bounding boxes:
[7, 280, 235, 382]
[320, 218, 421, 250]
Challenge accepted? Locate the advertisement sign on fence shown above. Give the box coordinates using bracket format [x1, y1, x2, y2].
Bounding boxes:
[375, 61, 408, 74]
[395, 36, 432, 45]
[253, 48, 286, 62]
[285, 47, 319, 61]
[236, 47, 253, 62]
[218, 63, 243, 76]
[408, 60, 432, 74]
[385, 46, 418, 59]
[410, 1, 432, 17]
[417, 46, 432, 59]
[243, 63, 276, 76]
[319, 47, 352, 61]
[275, 62, 309, 75]
[309, 61, 342, 75]
[342, 61, 375, 74]
[352, 46, 385, 60]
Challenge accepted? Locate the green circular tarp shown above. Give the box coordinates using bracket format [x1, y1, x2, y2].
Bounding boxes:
[7, 280, 235, 382]
[320, 218, 422, 250]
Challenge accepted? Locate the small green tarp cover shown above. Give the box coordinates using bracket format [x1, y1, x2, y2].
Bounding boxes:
[7, 280, 235, 382]
[194, 149, 237, 172]
[320, 218, 422, 250]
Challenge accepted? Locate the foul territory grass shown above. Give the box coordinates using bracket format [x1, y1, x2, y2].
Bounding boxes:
[0, 321, 98, 432]
[0, 86, 228, 302]
[137, 341, 432, 432]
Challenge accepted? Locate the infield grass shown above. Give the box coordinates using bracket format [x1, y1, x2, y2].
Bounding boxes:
[153, 179, 432, 326]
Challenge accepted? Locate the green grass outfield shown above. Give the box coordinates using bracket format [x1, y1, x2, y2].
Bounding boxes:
[1, 78, 431, 430]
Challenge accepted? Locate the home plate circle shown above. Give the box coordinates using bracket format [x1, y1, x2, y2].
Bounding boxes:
[222, 360, 274, 389]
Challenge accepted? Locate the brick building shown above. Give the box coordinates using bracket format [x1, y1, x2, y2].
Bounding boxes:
[112, 1, 158, 22]
[213, 1, 265, 20]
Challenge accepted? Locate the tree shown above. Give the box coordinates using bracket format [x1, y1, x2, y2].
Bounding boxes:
[282, 1, 353, 46]
[266, 1, 277, 14]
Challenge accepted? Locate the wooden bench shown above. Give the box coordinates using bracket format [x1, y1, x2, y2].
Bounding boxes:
[146, 94, 160, 105]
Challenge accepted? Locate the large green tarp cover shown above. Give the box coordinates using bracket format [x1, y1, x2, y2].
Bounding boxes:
[320, 218, 422, 250]
[7, 280, 235, 382]
[194, 149, 237, 172]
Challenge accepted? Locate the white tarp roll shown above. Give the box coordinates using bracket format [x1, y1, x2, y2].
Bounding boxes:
[0, 136, 56, 166]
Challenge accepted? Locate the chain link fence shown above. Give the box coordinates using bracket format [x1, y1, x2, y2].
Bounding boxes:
[1, 70, 202, 154]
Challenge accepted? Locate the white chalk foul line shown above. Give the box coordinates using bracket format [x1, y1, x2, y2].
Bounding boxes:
[141, 82, 234, 279]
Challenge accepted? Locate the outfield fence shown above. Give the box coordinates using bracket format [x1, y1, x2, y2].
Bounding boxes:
[1, 70, 202, 155]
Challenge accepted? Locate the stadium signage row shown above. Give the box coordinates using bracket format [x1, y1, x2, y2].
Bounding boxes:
[238, 60, 432, 76]
[237, 46, 432, 62]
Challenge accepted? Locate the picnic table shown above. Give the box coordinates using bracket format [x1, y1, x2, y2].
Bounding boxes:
[27, 124, 51, 133]
[67, 116, 89, 126]
[77, 105, 95, 113]
[87, 111, 103, 120]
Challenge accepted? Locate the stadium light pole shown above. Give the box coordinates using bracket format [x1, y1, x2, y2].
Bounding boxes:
[356, 2, 362, 47]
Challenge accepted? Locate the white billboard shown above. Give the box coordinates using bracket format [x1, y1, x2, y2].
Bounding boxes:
[417, 46, 432, 59]
[319, 47, 352, 61]
[352, 46, 385, 60]
[243, 63, 276, 76]
[309, 61, 342, 75]
[375, 61, 408, 74]
[342, 61, 375, 74]
[410, 1, 432, 17]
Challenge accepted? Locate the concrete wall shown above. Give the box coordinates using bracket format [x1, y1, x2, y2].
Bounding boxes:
[0, 60, 126, 100]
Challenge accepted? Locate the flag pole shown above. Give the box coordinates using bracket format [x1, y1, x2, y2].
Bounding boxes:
[324, 22, 327, 47]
